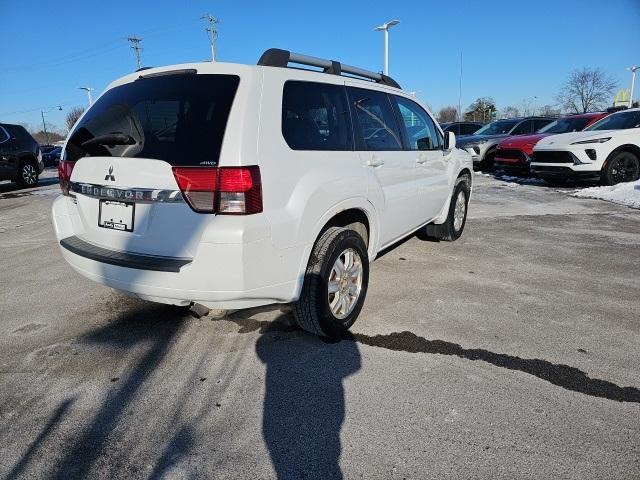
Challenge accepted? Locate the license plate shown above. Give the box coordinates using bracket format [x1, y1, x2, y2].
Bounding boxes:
[98, 200, 134, 232]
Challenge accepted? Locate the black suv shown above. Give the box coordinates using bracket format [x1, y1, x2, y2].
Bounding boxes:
[0, 123, 43, 187]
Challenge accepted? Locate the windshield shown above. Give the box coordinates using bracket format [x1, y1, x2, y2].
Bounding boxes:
[65, 73, 240, 166]
[585, 110, 640, 131]
[538, 116, 593, 134]
[473, 120, 519, 136]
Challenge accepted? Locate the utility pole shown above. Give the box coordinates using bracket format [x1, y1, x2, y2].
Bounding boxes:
[201, 14, 219, 62]
[628, 66, 639, 108]
[374, 20, 400, 76]
[128, 35, 143, 70]
[40, 106, 62, 145]
[41, 110, 49, 145]
[78, 86, 94, 106]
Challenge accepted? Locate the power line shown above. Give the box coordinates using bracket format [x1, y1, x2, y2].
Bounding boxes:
[201, 14, 219, 62]
[127, 35, 143, 70]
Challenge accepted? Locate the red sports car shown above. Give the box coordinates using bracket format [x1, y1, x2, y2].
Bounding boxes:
[494, 112, 609, 175]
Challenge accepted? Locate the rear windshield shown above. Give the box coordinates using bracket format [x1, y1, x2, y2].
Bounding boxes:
[65, 73, 240, 166]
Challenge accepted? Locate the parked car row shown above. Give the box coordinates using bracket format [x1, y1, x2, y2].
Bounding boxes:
[494, 112, 608, 175]
[456, 116, 556, 170]
[457, 108, 640, 185]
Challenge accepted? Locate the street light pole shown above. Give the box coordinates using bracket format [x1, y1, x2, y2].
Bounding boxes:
[374, 20, 400, 76]
[78, 86, 94, 106]
[628, 66, 639, 108]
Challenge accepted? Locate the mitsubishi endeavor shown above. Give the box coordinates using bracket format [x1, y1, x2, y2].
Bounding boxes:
[52, 48, 473, 337]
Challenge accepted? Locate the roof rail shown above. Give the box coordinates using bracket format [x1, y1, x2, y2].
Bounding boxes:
[257, 48, 401, 89]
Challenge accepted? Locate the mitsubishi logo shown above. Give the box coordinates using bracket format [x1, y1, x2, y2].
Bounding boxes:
[104, 165, 115, 182]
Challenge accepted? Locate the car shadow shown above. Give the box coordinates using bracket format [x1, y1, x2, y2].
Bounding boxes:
[227, 307, 362, 480]
[0, 176, 59, 195]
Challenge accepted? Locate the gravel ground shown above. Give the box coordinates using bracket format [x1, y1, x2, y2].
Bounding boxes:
[0, 174, 638, 479]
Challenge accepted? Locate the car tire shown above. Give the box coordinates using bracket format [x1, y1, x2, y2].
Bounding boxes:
[479, 149, 496, 172]
[17, 159, 39, 188]
[424, 175, 470, 242]
[292, 227, 369, 338]
[601, 151, 640, 186]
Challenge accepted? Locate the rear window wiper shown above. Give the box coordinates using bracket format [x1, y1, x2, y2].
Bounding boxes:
[81, 133, 136, 148]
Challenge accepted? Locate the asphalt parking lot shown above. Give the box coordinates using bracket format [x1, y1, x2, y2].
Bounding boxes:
[0, 172, 638, 479]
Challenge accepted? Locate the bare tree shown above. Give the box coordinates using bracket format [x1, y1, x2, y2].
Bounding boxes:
[556, 68, 617, 113]
[65, 106, 85, 131]
[538, 104, 561, 116]
[438, 106, 458, 123]
[500, 106, 521, 118]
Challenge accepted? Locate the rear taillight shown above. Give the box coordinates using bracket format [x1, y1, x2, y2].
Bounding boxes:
[58, 160, 76, 196]
[172, 167, 217, 213]
[172, 166, 262, 215]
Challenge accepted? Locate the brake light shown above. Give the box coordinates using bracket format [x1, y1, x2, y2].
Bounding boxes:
[58, 160, 76, 196]
[172, 167, 217, 212]
[172, 166, 262, 215]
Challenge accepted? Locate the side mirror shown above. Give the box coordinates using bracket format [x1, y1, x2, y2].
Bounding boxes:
[444, 131, 456, 150]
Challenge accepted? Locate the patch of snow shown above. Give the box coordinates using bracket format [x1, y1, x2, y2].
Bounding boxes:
[571, 180, 640, 209]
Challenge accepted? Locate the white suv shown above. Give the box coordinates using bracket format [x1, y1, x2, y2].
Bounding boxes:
[531, 108, 640, 185]
[52, 49, 473, 337]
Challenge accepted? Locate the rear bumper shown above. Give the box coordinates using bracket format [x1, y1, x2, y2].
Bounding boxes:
[60, 236, 192, 273]
[52, 196, 304, 310]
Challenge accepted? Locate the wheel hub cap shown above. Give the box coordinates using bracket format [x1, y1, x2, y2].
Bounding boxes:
[328, 248, 363, 320]
[23, 165, 37, 185]
[453, 190, 466, 231]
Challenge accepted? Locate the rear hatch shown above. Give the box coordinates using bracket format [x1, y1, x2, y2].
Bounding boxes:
[62, 71, 240, 258]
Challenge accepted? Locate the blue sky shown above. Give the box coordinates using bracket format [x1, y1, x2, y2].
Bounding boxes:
[1, 0, 639, 133]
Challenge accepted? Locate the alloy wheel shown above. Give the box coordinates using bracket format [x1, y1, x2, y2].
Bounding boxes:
[610, 156, 639, 184]
[22, 164, 37, 186]
[453, 190, 467, 232]
[327, 248, 363, 320]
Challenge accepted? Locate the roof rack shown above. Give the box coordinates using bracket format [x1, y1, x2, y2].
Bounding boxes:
[257, 48, 401, 89]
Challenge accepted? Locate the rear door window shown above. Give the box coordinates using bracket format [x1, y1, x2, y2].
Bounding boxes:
[0, 127, 9, 143]
[347, 87, 403, 150]
[65, 73, 240, 166]
[281, 81, 353, 150]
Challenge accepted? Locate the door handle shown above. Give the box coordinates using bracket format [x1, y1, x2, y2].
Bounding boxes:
[416, 157, 428, 164]
[367, 155, 384, 167]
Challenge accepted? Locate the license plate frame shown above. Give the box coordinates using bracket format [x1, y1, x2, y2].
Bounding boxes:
[98, 200, 135, 232]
